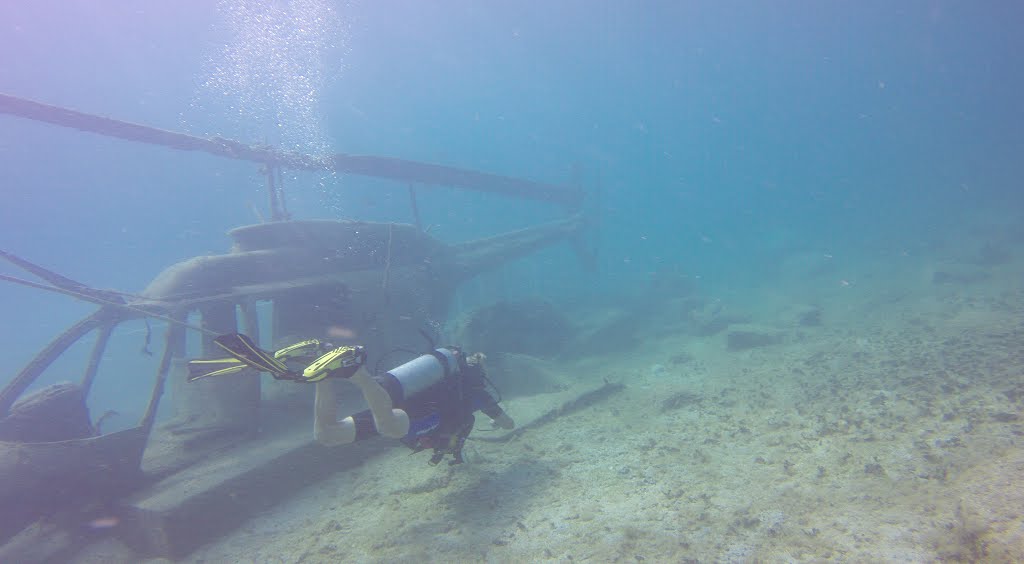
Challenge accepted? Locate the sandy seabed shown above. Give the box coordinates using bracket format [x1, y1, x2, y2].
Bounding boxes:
[180, 239, 1023, 563]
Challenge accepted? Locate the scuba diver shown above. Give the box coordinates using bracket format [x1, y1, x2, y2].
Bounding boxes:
[189, 334, 514, 466]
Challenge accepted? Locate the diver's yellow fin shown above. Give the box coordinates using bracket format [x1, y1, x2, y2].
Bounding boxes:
[213, 333, 290, 376]
[274, 339, 326, 360]
[187, 358, 248, 382]
[302, 346, 366, 382]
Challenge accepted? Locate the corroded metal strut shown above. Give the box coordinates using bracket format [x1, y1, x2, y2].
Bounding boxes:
[0, 93, 583, 207]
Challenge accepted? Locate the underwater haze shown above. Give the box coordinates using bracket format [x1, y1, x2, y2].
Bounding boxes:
[2, 1, 1023, 561]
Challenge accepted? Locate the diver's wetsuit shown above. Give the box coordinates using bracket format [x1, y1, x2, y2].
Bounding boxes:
[348, 359, 506, 462]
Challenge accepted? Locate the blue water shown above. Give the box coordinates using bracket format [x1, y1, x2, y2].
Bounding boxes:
[0, 0, 1021, 555]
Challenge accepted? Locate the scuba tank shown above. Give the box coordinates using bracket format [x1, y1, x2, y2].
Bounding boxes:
[379, 348, 461, 403]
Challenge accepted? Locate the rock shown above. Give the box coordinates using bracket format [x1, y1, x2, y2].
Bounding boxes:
[487, 353, 565, 398]
[726, 325, 783, 351]
[456, 299, 573, 358]
[796, 305, 822, 327]
[690, 301, 750, 336]
[932, 268, 990, 285]
[562, 308, 642, 358]
[782, 304, 823, 327]
[973, 242, 1011, 266]
[646, 269, 698, 300]
[952, 449, 1024, 562]
[864, 462, 885, 476]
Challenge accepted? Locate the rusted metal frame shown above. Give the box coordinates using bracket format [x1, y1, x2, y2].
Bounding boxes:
[407, 184, 423, 231]
[0, 249, 129, 305]
[262, 164, 289, 222]
[199, 302, 237, 357]
[326, 154, 583, 206]
[0, 93, 583, 206]
[239, 300, 262, 424]
[0, 272, 214, 336]
[139, 312, 186, 437]
[80, 321, 116, 396]
[0, 308, 116, 417]
[0, 93, 318, 168]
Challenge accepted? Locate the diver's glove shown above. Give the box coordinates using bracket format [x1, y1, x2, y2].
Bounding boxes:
[299, 345, 367, 382]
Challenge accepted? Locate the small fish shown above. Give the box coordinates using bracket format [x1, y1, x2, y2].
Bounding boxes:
[88, 516, 120, 529]
[327, 325, 356, 339]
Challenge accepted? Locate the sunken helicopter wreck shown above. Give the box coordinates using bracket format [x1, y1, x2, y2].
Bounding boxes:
[0, 93, 595, 558]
